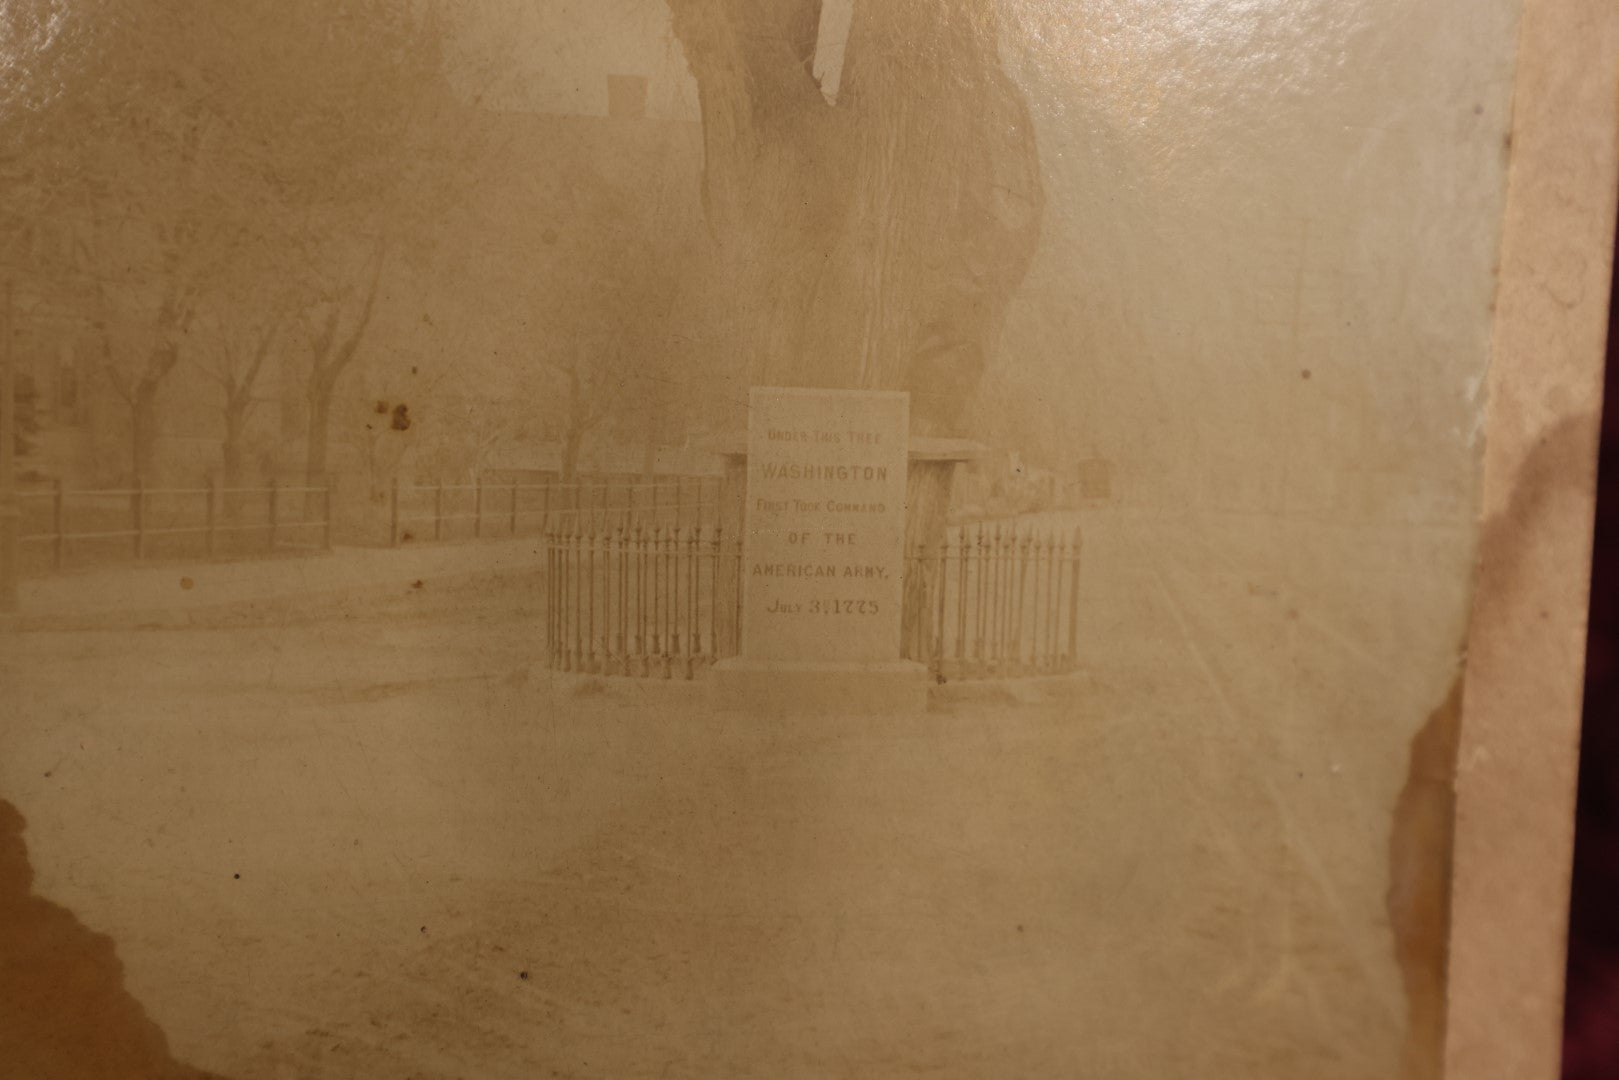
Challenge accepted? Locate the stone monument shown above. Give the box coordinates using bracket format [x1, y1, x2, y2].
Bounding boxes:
[710, 387, 930, 714]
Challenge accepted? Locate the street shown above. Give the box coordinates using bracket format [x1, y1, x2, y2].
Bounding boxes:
[0, 507, 1469, 1079]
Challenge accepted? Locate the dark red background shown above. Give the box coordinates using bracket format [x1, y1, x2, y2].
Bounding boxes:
[1562, 195, 1619, 1080]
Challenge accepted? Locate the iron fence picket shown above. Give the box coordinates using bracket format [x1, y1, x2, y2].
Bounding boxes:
[545, 520, 1083, 684]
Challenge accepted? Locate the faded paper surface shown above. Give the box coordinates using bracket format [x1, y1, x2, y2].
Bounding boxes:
[0, 1, 1573, 1078]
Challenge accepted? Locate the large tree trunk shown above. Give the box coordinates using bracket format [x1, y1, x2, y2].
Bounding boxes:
[665, 0, 1044, 437]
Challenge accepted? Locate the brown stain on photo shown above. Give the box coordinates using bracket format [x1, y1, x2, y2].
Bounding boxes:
[1387, 411, 1599, 1079]
[1388, 676, 1462, 1080]
[0, 799, 227, 1080]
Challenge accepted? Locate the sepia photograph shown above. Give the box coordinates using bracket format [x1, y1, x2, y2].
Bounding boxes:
[0, 1, 1610, 1078]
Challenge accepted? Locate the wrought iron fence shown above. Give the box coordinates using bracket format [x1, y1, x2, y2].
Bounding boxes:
[542, 520, 1083, 683]
[545, 524, 729, 679]
[906, 523, 1083, 680]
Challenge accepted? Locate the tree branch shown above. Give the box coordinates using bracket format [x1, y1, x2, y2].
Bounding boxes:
[103, 349, 133, 407]
[237, 321, 278, 404]
[316, 240, 386, 384]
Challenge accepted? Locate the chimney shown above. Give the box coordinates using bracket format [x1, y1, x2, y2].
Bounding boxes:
[606, 74, 648, 120]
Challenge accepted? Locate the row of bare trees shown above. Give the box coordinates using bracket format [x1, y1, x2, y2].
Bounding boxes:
[2, 0, 1050, 501]
[1, 0, 465, 494]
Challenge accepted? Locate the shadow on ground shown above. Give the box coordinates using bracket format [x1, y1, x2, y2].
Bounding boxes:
[0, 798, 228, 1079]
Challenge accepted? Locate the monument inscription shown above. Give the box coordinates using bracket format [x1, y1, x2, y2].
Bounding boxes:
[739, 387, 910, 664]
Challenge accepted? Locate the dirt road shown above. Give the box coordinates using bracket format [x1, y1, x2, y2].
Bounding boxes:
[0, 509, 1467, 1078]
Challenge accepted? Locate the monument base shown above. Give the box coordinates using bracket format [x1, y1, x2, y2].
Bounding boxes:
[709, 658, 930, 716]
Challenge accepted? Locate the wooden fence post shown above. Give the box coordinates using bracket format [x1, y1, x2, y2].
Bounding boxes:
[266, 479, 278, 552]
[434, 479, 444, 542]
[204, 476, 217, 558]
[474, 476, 483, 539]
[509, 482, 519, 536]
[51, 477, 64, 570]
[132, 479, 145, 559]
[390, 476, 400, 547]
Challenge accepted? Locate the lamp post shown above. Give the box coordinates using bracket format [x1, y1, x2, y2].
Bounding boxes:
[1, 279, 17, 612]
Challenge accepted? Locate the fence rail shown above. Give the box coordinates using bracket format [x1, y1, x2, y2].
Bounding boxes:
[388, 475, 721, 546]
[15, 479, 332, 571]
[542, 521, 1083, 683]
[11, 472, 722, 574]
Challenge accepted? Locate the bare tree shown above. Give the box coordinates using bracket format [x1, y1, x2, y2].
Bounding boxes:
[660, 1, 1046, 646]
[663, 0, 1044, 436]
[90, 113, 235, 482]
[227, 1, 468, 510]
[20, 7, 253, 482]
[549, 341, 621, 482]
[301, 245, 387, 498]
[191, 299, 289, 495]
[9, 0, 468, 490]
[529, 175, 685, 481]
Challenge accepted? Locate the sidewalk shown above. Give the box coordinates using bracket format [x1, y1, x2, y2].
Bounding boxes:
[6, 538, 550, 631]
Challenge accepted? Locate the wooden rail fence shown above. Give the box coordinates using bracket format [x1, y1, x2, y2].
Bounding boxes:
[16, 479, 331, 571]
[389, 476, 721, 546]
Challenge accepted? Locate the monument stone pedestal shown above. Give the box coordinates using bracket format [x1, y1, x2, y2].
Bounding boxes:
[710, 659, 929, 716]
[710, 386, 929, 716]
